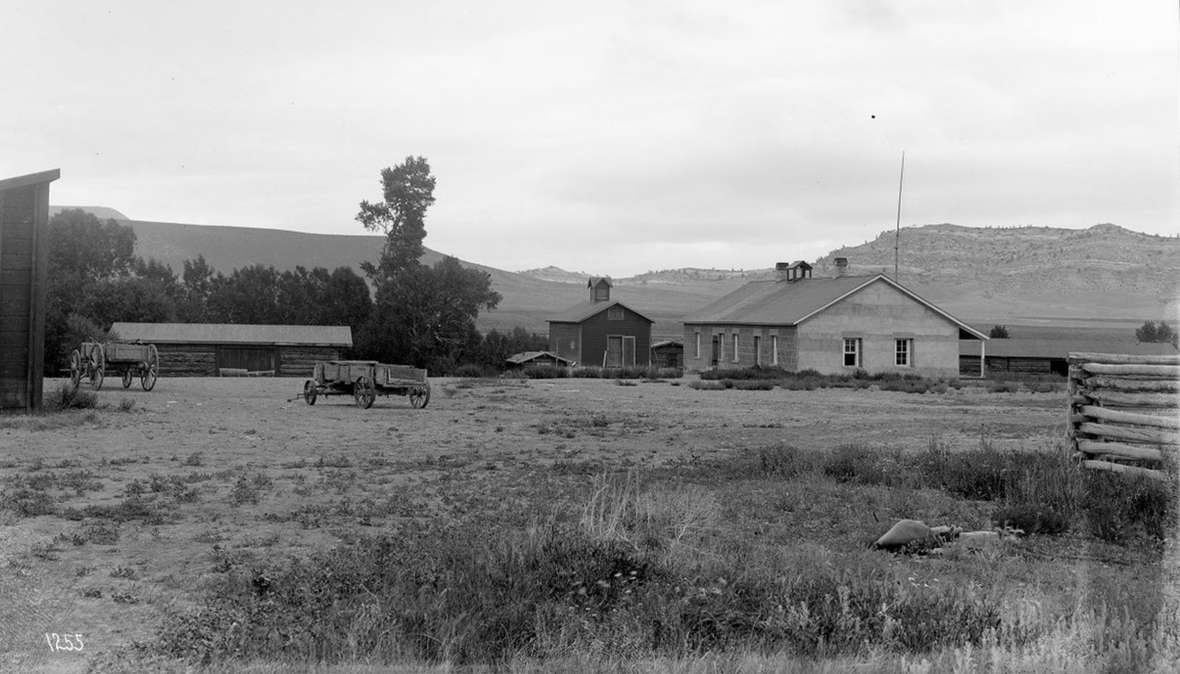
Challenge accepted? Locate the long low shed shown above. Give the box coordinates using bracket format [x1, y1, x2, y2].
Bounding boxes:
[109, 323, 353, 376]
[959, 338, 1177, 377]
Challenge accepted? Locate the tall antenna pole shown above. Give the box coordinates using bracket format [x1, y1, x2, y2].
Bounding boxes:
[894, 151, 905, 280]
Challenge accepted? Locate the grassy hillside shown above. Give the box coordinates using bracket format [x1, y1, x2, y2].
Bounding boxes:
[50, 208, 1179, 334]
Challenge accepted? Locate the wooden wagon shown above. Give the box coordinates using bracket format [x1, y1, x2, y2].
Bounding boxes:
[69, 341, 159, 391]
[302, 360, 430, 409]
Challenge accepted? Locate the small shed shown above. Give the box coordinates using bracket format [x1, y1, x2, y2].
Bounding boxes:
[109, 323, 352, 376]
[0, 169, 59, 412]
[549, 278, 654, 368]
[505, 351, 575, 369]
[650, 340, 684, 369]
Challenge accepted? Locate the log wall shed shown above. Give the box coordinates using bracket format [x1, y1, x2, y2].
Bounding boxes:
[108, 323, 352, 377]
[959, 339, 1177, 377]
[0, 169, 59, 412]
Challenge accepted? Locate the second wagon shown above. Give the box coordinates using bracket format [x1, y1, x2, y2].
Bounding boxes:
[302, 360, 430, 409]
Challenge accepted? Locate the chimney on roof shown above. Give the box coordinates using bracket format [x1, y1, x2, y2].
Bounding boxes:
[834, 257, 848, 276]
[775, 262, 791, 281]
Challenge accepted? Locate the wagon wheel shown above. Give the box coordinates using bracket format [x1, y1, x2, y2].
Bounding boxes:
[89, 344, 105, 390]
[140, 344, 159, 391]
[353, 377, 376, 409]
[122, 370, 133, 389]
[408, 385, 430, 409]
[69, 350, 82, 390]
[303, 380, 318, 406]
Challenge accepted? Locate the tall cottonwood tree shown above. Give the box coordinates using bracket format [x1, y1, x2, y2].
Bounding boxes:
[355, 157, 500, 369]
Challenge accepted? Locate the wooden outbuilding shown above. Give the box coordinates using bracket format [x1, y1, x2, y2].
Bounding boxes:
[0, 169, 59, 412]
[505, 351, 575, 369]
[650, 340, 684, 369]
[108, 323, 352, 376]
[682, 261, 987, 378]
[548, 278, 654, 368]
[959, 338, 1177, 377]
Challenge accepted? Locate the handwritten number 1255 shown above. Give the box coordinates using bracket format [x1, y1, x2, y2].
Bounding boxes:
[44, 633, 84, 652]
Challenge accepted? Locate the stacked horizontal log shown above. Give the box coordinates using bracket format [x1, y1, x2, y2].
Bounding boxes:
[1068, 352, 1180, 481]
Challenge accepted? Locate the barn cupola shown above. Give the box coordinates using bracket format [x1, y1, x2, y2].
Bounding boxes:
[588, 277, 612, 302]
[775, 261, 812, 282]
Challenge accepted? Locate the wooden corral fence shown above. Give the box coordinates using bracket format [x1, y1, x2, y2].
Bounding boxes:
[1067, 352, 1180, 481]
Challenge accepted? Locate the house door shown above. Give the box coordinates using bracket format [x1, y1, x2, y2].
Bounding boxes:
[605, 336, 623, 367]
[710, 336, 720, 366]
[622, 336, 635, 367]
[217, 346, 276, 373]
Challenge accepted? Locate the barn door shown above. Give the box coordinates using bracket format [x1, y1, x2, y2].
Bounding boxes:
[605, 336, 623, 367]
[622, 336, 636, 367]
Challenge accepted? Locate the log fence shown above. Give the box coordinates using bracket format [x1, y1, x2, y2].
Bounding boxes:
[1068, 352, 1180, 481]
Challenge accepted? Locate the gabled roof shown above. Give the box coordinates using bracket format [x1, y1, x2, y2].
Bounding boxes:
[683, 274, 987, 340]
[109, 322, 353, 347]
[505, 350, 575, 365]
[549, 300, 654, 324]
[0, 169, 60, 192]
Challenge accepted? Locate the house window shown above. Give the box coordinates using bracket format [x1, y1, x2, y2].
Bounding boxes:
[843, 338, 861, 367]
[607, 308, 624, 320]
[594, 285, 610, 301]
[753, 335, 761, 366]
[732, 334, 740, 362]
[694, 332, 701, 359]
[895, 338, 913, 366]
[771, 335, 778, 365]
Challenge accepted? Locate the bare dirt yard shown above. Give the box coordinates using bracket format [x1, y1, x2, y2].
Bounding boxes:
[1, 375, 1176, 672]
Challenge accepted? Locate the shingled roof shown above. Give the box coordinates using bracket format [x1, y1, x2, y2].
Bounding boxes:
[109, 323, 353, 347]
[683, 274, 987, 340]
[549, 300, 654, 324]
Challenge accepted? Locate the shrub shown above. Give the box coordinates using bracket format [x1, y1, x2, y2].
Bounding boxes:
[520, 366, 568, 379]
[821, 444, 904, 486]
[453, 363, 492, 378]
[49, 383, 97, 411]
[688, 380, 727, 391]
[0, 488, 56, 517]
[989, 325, 1010, 338]
[700, 366, 790, 381]
[729, 380, 775, 391]
[1082, 472, 1175, 543]
[992, 504, 1069, 534]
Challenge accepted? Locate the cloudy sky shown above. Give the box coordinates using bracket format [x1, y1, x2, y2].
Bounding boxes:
[4, 1, 1177, 276]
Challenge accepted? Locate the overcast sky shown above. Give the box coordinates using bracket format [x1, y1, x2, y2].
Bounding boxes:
[4, 1, 1177, 276]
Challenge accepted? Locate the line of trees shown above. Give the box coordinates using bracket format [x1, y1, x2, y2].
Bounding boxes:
[43, 157, 545, 375]
[1135, 320, 1178, 350]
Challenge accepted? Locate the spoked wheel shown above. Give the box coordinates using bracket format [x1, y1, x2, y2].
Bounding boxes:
[68, 350, 82, 390]
[303, 380, 318, 405]
[89, 344, 105, 390]
[408, 385, 430, 409]
[140, 344, 159, 391]
[122, 370, 133, 389]
[353, 376, 376, 409]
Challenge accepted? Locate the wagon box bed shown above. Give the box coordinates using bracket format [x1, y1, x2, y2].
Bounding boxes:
[303, 360, 430, 409]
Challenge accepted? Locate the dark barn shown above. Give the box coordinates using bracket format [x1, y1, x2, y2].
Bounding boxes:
[109, 323, 353, 376]
[549, 278, 654, 368]
[0, 169, 59, 412]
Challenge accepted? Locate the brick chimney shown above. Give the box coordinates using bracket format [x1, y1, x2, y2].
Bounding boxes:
[775, 262, 791, 281]
[834, 257, 848, 276]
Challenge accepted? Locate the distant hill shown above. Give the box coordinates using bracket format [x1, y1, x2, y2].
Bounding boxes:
[817, 223, 1180, 321]
[47, 207, 1180, 335]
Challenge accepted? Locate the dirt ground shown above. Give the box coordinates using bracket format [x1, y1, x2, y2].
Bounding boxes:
[1, 376, 1066, 671]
